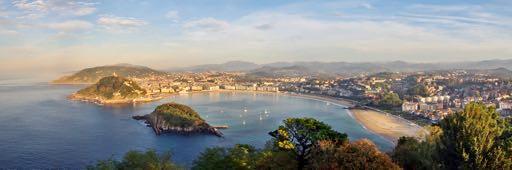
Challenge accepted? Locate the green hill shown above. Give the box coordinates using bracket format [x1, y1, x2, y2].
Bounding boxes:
[133, 103, 222, 136]
[53, 64, 166, 84]
[72, 76, 147, 102]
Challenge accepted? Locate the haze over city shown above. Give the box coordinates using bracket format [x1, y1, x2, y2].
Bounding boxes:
[1, 0, 512, 76]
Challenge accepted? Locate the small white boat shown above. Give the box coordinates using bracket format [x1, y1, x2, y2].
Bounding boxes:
[259, 115, 263, 120]
[242, 120, 246, 125]
[264, 109, 268, 114]
[244, 109, 248, 112]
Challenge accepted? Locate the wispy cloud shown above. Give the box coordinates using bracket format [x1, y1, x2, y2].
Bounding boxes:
[165, 10, 179, 22]
[12, 0, 97, 18]
[183, 17, 229, 32]
[97, 15, 147, 33]
[46, 20, 93, 32]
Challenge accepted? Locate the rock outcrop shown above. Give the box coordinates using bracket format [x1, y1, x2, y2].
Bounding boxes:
[133, 103, 223, 137]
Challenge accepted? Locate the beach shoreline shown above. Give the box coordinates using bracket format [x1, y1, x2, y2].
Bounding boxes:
[205, 91, 424, 143]
[65, 85, 425, 144]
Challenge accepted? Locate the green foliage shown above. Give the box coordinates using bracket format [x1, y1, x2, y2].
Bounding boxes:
[374, 92, 402, 109]
[77, 76, 146, 100]
[192, 144, 259, 170]
[392, 131, 441, 170]
[407, 84, 430, 97]
[392, 102, 512, 170]
[87, 150, 180, 170]
[437, 102, 511, 169]
[269, 117, 348, 169]
[152, 103, 205, 127]
[310, 139, 400, 170]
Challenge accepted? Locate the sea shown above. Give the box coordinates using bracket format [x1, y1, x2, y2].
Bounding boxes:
[0, 80, 392, 168]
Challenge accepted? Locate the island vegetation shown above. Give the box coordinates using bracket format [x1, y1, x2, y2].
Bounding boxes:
[88, 102, 511, 170]
[133, 103, 223, 137]
[69, 75, 155, 104]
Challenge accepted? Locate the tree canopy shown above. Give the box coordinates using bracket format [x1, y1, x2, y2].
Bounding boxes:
[268, 117, 348, 169]
[392, 102, 512, 170]
[87, 150, 180, 170]
[437, 102, 511, 169]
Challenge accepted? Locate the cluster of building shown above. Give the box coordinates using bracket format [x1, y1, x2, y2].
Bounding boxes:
[275, 70, 512, 123]
[126, 69, 512, 124]
[130, 72, 280, 95]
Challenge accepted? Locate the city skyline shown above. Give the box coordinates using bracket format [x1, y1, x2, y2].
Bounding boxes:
[1, 0, 511, 74]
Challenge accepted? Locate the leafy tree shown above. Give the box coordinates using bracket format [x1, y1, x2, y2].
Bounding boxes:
[310, 139, 400, 170]
[268, 118, 348, 170]
[192, 144, 259, 170]
[437, 102, 511, 169]
[407, 84, 430, 97]
[254, 141, 297, 169]
[392, 136, 423, 170]
[376, 92, 402, 109]
[87, 150, 180, 170]
[392, 126, 442, 170]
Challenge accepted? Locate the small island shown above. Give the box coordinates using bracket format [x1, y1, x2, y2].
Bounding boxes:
[133, 103, 223, 137]
[69, 75, 158, 104]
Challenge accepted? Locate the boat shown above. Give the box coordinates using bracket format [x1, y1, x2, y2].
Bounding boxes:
[264, 109, 268, 114]
[259, 115, 263, 120]
[242, 120, 246, 125]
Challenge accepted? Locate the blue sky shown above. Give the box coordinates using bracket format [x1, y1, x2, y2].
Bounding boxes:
[0, 0, 511, 73]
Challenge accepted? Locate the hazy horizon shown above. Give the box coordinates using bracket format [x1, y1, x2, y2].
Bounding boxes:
[1, 0, 512, 75]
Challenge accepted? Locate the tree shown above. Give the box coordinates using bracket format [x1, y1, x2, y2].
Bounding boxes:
[437, 102, 511, 169]
[268, 118, 348, 170]
[87, 150, 180, 170]
[192, 144, 259, 170]
[407, 84, 430, 97]
[310, 139, 400, 170]
[391, 136, 423, 170]
[254, 141, 297, 169]
[377, 92, 402, 109]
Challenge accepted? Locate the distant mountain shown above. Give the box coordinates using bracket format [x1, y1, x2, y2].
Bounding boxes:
[53, 64, 166, 84]
[248, 65, 317, 78]
[465, 67, 512, 79]
[170, 61, 260, 72]
[173, 59, 512, 76]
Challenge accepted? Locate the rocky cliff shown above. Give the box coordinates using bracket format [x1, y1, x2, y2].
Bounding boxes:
[133, 103, 223, 137]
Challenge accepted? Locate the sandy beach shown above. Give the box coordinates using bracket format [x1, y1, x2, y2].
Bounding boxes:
[349, 108, 425, 143]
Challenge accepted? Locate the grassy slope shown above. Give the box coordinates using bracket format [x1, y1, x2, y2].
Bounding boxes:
[76, 76, 147, 100]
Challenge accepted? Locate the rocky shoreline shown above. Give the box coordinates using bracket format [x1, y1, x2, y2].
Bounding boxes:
[132, 114, 223, 137]
[69, 93, 161, 105]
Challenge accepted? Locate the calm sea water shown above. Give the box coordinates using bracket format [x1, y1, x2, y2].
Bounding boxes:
[0, 83, 392, 168]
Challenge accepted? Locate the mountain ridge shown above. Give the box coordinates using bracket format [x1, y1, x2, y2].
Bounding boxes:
[169, 59, 512, 75]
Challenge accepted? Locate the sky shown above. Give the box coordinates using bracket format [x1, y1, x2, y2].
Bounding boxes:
[0, 0, 511, 75]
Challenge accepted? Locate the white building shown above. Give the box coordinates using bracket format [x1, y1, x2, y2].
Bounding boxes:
[402, 102, 419, 112]
[499, 100, 512, 110]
